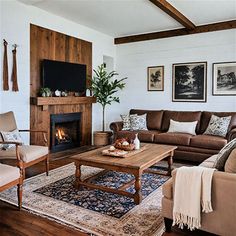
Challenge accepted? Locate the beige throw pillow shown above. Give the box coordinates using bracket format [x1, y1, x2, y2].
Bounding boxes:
[168, 119, 198, 135]
[224, 148, 236, 173]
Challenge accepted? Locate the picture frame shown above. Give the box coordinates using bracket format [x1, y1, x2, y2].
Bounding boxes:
[172, 62, 207, 102]
[212, 62, 236, 96]
[147, 66, 164, 91]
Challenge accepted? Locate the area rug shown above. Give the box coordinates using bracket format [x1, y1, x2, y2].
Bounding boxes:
[0, 162, 177, 236]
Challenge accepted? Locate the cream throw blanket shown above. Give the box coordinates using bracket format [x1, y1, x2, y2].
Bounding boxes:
[173, 166, 215, 231]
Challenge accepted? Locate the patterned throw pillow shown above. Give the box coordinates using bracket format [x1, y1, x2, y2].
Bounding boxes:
[214, 138, 236, 170]
[120, 114, 137, 130]
[204, 115, 231, 137]
[1, 129, 23, 149]
[130, 114, 148, 131]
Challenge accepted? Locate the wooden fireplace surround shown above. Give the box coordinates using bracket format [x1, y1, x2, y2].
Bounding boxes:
[30, 24, 95, 147]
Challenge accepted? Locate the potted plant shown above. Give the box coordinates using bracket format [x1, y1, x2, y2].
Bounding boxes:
[91, 64, 127, 145]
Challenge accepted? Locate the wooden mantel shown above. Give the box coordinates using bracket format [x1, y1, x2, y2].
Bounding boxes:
[31, 96, 96, 110]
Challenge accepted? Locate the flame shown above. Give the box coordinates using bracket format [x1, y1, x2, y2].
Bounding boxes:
[56, 129, 66, 140]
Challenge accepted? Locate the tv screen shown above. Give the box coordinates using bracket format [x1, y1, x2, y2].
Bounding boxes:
[42, 60, 87, 93]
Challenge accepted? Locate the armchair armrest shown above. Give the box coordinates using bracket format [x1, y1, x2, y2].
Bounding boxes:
[227, 128, 236, 142]
[0, 141, 23, 167]
[19, 129, 48, 146]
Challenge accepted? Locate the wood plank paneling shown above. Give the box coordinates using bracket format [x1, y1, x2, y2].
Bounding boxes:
[30, 24, 93, 148]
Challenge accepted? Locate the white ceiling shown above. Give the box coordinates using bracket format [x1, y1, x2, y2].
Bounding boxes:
[19, 0, 236, 37]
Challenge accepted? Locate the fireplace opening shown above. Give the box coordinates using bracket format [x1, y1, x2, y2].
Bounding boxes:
[50, 113, 81, 153]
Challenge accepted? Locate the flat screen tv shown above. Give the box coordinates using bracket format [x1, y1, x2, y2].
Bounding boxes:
[42, 59, 87, 93]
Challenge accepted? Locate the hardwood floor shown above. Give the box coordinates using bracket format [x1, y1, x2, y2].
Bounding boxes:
[0, 147, 213, 236]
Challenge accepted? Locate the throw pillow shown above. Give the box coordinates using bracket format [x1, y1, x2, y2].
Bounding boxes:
[224, 148, 236, 173]
[130, 114, 148, 131]
[167, 119, 198, 135]
[120, 114, 137, 130]
[1, 129, 23, 149]
[214, 138, 236, 170]
[204, 115, 231, 137]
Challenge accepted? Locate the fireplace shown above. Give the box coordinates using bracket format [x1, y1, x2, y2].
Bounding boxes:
[50, 112, 81, 152]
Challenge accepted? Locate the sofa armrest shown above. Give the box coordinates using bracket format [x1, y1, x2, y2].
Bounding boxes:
[110, 121, 123, 141]
[227, 128, 236, 142]
[169, 169, 236, 208]
[110, 121, 123, 132]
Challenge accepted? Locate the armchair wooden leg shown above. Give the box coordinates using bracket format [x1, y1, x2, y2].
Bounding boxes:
[45, 154, 49, 176]
[164, 217, 173, 233]
[17, 183, 22, 210]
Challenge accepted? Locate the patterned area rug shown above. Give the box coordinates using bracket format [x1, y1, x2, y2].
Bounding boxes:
[0, 162, 178, 236]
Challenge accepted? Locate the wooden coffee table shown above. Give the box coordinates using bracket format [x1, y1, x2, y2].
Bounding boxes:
[73, 143, 177, 204]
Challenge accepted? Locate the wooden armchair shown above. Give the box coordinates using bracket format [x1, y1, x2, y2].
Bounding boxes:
[0, 111, 49, 178]
[0, 141, 23, 209]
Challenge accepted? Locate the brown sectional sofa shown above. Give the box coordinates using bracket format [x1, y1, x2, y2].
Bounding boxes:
[162, 167, 236, 235]
[110, 109, 236, 163]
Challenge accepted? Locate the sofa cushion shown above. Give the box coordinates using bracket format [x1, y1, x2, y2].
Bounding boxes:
[161, 110, 201, 133]
[190, 135, 227, 150]
[168, 119, 198, 135]
[214, 138, 236, 170]
[117, 130, 161, 142]
[204, 115, 231, 137]
[0, 145, 48, 163]
[200, 111, 236, 134]
[154, 133, 193, 146]
[130, 114, 148, 131]
[199, 154, 218, 168]
[120, 114, 137, 131]
[225, 148, 236, 173]
[130, 109, 163, 130]
[0, 164, 20, 187]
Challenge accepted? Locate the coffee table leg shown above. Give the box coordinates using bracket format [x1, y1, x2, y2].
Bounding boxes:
[134, 172, 142, 204]
[167, 151, 174, 176]
[75, 164, 82, 189]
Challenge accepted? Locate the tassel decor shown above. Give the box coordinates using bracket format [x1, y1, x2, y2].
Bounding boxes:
[12, 44, 19, 91]
[3, 39, 9, 91]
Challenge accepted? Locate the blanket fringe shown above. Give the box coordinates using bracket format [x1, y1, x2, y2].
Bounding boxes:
[173, 212, 201, 231]
[202, 200, 213, 213]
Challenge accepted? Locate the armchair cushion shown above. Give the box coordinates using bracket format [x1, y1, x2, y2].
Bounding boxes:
[0, 145, 48, 163]
[0, 163, 20, 187]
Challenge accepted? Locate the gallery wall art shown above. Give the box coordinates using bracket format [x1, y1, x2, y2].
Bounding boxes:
[147, 66, 164, 91]
[172, 62, 207, 102]
[212, 62, 236, 96]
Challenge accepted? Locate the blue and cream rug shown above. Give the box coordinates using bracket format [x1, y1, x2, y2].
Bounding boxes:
[0, 162, 177, 236]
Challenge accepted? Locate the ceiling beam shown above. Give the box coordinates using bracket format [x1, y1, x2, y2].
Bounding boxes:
[114, 20, 236, 44]
[149, 0, 195, 30]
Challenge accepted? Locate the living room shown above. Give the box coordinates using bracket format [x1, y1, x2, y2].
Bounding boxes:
[0, 0, 236, 235]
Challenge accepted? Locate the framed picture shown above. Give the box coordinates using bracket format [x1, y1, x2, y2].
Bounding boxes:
[212, 62, 236, 96]
[147, 66, 164, 91]
[172, 62, 207, 102]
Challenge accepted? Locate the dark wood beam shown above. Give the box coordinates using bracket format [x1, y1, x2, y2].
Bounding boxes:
[114, 20, 236, 44]
[149, 0, 195, 30]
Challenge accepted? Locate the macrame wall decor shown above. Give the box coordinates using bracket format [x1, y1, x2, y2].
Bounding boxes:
[12, 44, 19, 91]
[3, 39, 9, 91]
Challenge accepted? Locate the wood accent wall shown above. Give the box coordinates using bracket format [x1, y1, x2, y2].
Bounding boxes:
[30, 24, 93, 147]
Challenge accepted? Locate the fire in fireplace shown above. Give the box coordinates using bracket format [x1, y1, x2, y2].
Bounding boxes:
[50, 113, 81, 152]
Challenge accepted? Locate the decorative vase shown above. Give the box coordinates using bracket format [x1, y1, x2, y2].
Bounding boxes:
[134, 133, 140, 150]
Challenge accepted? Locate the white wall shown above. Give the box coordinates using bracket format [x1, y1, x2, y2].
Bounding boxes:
[108, 30, 236, 125]
[0, 0, 116, 135]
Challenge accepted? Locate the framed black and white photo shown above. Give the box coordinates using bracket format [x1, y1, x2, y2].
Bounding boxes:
[147, 66, 164, 91]
[172, 62, 207, 102]
[213, 62, 236, 96]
